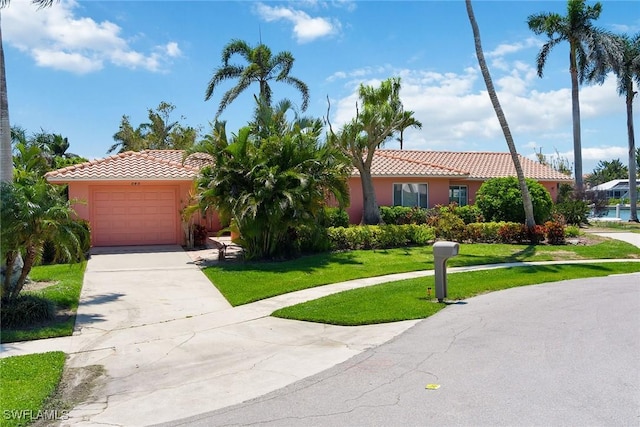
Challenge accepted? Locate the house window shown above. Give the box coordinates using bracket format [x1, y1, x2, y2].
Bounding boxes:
[449, 185, 468, 206]
[393, 183, 428, 208]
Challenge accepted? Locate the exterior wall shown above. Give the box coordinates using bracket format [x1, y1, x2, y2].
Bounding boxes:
[347, 176, 453, 224]
[66, 180, 198, 246]
[346, 177, 565, 224]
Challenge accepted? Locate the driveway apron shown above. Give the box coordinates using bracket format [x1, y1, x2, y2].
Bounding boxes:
[32, 246, 415, 427]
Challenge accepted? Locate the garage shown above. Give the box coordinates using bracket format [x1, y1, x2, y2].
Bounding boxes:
[92, 186, 178, 246]
[44, 150, 206, 247]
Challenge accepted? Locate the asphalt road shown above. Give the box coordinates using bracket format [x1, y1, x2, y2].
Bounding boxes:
[163, 273, 640, 427]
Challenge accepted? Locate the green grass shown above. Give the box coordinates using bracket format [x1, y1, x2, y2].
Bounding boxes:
[587, 221, 640, 233]
[272, 262, 640, 325]
[0, 352, 66, 427]
[1, 262, 86, 343]
[203, 238, 640, 305]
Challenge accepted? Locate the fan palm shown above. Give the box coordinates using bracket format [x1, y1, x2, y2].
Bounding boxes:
[527, 0, 622, 193]
[205, 39, 309, 120]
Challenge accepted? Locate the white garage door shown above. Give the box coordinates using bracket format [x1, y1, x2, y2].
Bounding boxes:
[92, 186, 178, 246]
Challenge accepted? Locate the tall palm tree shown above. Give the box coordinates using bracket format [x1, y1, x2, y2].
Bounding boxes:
[1, 1, 58, 183]
[205, 39, 309, 120]
[465, 0, 536, 230]
[527, 0, 622, 193]
[610, 33, 640, 222]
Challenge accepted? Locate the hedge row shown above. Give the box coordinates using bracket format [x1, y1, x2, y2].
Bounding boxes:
[322, 220, 567, 251]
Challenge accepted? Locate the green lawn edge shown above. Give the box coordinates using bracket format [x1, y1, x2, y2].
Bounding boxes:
[204, 239, 640, 306]
[0, 352, 66, 427]
[1, 262, 86, 343]
[272, 262, 640, 326]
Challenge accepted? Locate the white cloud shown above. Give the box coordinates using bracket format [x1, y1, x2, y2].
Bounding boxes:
[2, 0, 181, 74]
[254, 3, 339, 43]
[326, 52, 627, 158]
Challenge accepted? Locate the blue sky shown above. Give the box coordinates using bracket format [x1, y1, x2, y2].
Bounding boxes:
[3, 0, 639, 175]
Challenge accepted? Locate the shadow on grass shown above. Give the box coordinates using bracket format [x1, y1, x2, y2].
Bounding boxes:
[203, 247, 431, 275]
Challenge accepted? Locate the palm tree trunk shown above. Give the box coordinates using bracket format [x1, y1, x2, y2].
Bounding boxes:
[359, 167, 382, 225]
[465, 0, 536, 230]
[569, 45, 584, 193]
[11, 245, 38, 300]
[0, 19, 13, 183]
[627, 93, 638, 222]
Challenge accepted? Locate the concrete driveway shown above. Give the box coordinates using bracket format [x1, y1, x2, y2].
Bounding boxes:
[1, 245, 418, 426]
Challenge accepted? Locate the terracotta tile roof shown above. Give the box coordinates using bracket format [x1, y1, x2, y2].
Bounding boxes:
[356, 151, 469, 177]
[45, 150, 211, 181]
[366, 150, 573, 181]
[45, 148, 571, 183]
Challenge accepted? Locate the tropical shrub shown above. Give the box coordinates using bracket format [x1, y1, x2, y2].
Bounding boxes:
[1, 294, 56, 328]
[379, 206, 428, 225]
[431, 210, 466, 241]
[476, 177, 553, 224]
[326, 224, 435, 251]
[497, 222, 528, 244]
[553, 199, 591, 225]
[320, 207, 350, 228]
[41, 219, 91, 264]
[545, 214, 566, 245]
[193, 101, 351, 260]
[454, 204, 484, 224]
[565, 225, 581, 238]
[464, 222, 502, 243]
[1, 180, 89, 301]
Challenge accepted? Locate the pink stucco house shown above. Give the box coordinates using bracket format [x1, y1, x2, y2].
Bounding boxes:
[45, 149, 572, 247]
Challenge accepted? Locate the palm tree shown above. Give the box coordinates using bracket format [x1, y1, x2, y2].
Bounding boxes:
[396, 110, 423, 150]
[194, 99, 349, 260]
[527, 0, 622, 193]
[466, 0, 536, 230]
[108, 102, 197, 153]
[611, 33, 640, 222]
[1, 0, 58, 183]
[205, 39, 310, 120]
[329, 78, 420, 225]
[1, 179, 88, 299]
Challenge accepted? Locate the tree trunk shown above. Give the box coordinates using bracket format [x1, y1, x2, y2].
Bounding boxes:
[465, 0, 536, 230]
[0, 19, 13, 184]
[569, 45, 584, 193]
[627, 93, 638, 222]
[359, 167, 382, 225]
[11, 244, 38, 300]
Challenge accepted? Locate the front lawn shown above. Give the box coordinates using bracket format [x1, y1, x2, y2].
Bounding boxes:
[272, 262, 640, 325]
[203, 238, 640, 306]
[0, 352, 66, 427]
[1, 262, 86, 343]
